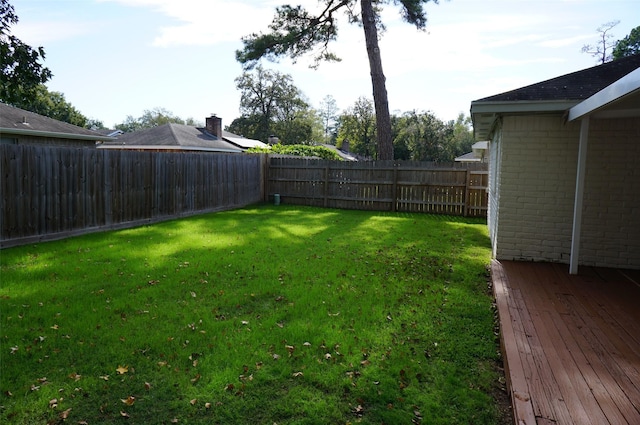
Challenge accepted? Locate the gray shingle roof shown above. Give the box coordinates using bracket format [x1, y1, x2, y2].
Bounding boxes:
[474, 54, 640, 103]
[0, 102, 108, 140]
[101, 123, 265, 153]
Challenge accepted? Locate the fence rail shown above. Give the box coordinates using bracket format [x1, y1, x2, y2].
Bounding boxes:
[1, 146, 488, 248]
[267, 158, 488, 217]
[0, 145, 265, 247]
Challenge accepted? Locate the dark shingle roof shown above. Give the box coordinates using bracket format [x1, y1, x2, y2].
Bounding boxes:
[0, 102, 107, 140]
[101, 123, 245, 152]
[474, 54, 640, 103]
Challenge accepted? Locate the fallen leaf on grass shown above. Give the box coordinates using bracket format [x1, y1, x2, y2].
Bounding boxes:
[49, 398, 58, 408]
[116, 365, 129, 374]
[10, 346, 18, 354]
[144, 382, 152, 391]
[205, 402, 212, 409]
[292, 372, 304, 377]
[69, 372, 81, 381]
[121, 396, 135, 406]
[100, 375, 110, 381]
[59, 408, 71, 419]
[120, 411, 130, 418]
[190, 399, 197, 405]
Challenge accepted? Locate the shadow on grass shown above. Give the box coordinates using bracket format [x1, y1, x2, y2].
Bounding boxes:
[0, 204, 500, 425]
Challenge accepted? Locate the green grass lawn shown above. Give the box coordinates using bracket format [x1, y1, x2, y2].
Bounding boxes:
[0, 205, 504, 424]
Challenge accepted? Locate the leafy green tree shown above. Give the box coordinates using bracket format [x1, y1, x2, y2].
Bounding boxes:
[394, 110, 452, 162]
[318, 95, 339, 143]
[447, 113, 476, 160]
[234, 66, 311, 143]
[115, 107, 198, 132]
[0, 0, 53, 106]
[613, 25, 640, 60]
[581, 20, 619, 64]
[236, 0, 441, 161]
[336, 97, 376, 158]
[18, 84, 88, 127]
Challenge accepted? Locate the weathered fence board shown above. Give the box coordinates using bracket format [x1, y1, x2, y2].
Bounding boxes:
[1, 146, 488, 248]
[267, 158, 488, 217]
[1, 145, 265, 247]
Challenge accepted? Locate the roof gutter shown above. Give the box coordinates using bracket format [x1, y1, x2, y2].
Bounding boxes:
[0, 127, 114, 142]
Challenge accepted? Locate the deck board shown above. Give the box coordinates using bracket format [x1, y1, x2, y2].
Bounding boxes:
[492, 261, 640, 425]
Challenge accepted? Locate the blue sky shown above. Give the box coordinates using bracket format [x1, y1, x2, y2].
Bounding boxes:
[11, 0, 639, 128]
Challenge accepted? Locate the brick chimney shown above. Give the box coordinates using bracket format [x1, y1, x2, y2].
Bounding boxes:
[205, 114, 222, 138]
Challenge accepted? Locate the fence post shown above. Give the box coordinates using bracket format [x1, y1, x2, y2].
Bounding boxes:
[391, 163, 398, 212]
[464, 169, 470, 217]
[323, 165, 329, 208]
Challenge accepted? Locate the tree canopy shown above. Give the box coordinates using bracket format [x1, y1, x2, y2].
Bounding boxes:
[236, 0, 440, 160]
[613, 25, 640, 60]
[231, 66, 318, 143]
[115, 107, 199, 132]
[581, 20, 620, 64]
[0, 0, 52, 106]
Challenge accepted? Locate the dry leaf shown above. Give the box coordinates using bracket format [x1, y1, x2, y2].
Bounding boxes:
[59, 408, 71, 419]
[51, 324, 59, 330]
[121, 396, 136, 406]
[205, 402, 212, 409]
[272, 353, 280, 360]
[303, 342, 311, 347]
[144, 382, 151, 391]
[99, 375, 110, 381]
[224, 383, 234, 391]
[49, 398, 58, 409]
[116, 365, 129, 375]
[190, 373, 201, 384]
[190, 399, 197, 405]
[292, 372, 304, 377]
[69, 372, 81, 381]
[325, 353, 332, 360]
[10, 346, 18, 354]
[120, 411, 130, 418]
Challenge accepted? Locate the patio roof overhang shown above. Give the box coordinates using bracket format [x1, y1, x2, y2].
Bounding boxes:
[567, 67, 640, 274]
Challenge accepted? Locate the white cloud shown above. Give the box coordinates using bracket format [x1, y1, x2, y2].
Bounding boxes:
[12, 20, 95, 46]
[99, 0, 276, 46]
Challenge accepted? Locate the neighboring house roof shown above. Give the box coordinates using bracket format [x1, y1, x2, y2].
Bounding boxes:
[471, 54, 640, 139]
[0, 102, 110, 142]
[455, 141, 489, 162]
[321, 144, 358, 161]
[99, 123, 267, 153]
[454, 152, 480, 162]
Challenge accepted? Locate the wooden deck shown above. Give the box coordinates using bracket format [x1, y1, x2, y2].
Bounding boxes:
[491, 260, 640, 425]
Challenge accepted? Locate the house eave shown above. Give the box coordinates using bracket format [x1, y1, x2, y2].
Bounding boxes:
[471, 100, 579, 140]
[0, 127, 114, 142]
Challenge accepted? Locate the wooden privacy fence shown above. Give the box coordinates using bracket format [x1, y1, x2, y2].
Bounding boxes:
[0, 144, 265, 247]
[267, 158, 488, 217]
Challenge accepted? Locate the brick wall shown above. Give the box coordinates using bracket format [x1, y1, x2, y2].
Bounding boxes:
[492, 114, 640, 269]
[580, 117, 640, 268]
[494, 114, 580, 263]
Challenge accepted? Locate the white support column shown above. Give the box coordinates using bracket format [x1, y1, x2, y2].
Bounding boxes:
[570, 117, 590, 275]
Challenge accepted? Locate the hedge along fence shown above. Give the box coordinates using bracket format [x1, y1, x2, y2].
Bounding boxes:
[0, 144, 266, 248]
[266, 157, 488, 217]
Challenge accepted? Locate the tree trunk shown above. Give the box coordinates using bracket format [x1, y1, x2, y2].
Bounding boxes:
[360, 0, 393, 160]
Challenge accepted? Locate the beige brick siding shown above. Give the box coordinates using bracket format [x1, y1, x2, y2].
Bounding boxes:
[491, 114, 640, 269]
[580, 117, 640, 268]
[494, 114, 580, 263]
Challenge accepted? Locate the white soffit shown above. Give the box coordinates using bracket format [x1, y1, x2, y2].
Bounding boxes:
[569, 68, 640, 121]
